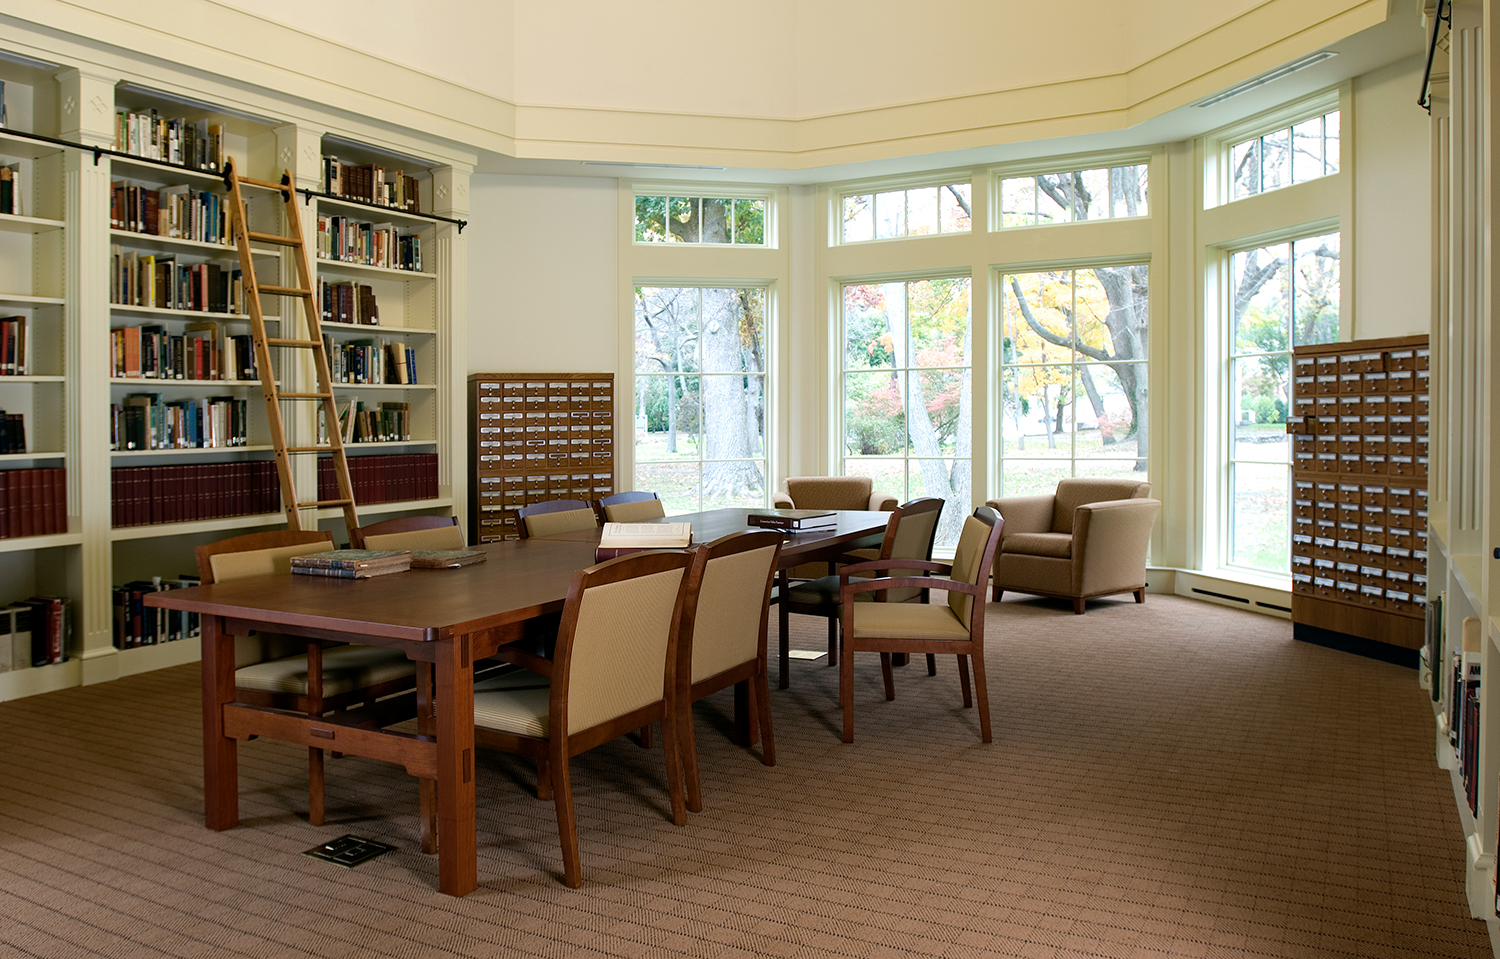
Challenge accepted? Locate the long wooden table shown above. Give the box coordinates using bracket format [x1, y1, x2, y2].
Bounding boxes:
[146, 508, 888, 895]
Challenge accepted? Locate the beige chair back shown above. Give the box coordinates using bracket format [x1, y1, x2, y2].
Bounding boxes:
[564, 566, 686, 734]
[525, 508, 598, 538]
[882, 500, 944, 604]
[361, 525, 465, 551]
[1052, 478, 1152, 534]
[207, 539, 335, 668]
[947, 516, 995, 628]
[604, 498, 666, 523]
[690, 542, 780, 684]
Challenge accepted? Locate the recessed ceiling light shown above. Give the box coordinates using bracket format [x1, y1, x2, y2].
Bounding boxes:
[1193, 52, 1338, 107]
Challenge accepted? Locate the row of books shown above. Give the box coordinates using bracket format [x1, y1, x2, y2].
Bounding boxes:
[0, 597, 67, 671]
[114, 110, 225, 172]
[110, 323, 259, 381]
[111, 461, 279, 527]
[111, 181, 229, 245]
[111, 248, 245, 315]
[345, 400, 412, 443]
[323, 157, 421, 213]
[317, 452, 437, 506]
[324, 336, 418, 385]
[1449, 616, 1482, 816]
[0, 163, 22, 216]
[112, 576, 200, 649]
[0, 316, 27, 374]
[319, 280, 380, 326]
[110, 394, 249, 451]
[316, 215, 423, 271]
[0, 411, 25, 454]
[0, 468, 66, 539]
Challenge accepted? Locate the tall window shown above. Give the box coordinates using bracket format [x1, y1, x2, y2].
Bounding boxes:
[841, 275, 971, 549]
[1226, 232, 1339, 571]
[634, 286, 767, 512]
[998, 266, 1149, 494]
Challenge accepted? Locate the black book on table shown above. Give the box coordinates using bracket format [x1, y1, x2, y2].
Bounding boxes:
[746, 509, 837, 531]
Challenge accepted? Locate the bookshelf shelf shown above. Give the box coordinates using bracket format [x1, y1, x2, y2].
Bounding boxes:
[0, 451, 65, 461]
[108, 228, 234, 254]
[110, 156, 231, 187]
[344, 439, 438, 448]
[314, 194, 440, 230]
[0, 212, 65, 234]
[333, 382, 436, 392]
[317, 257, 436, 281]
[108, 304, 272, 324]
[0, 532, 82, 553]
[110, 445, 274, 457]
[108, 378, 277, 388]
[321, 322, 434, 337]
[108, 512, 287, 541]
[316, 496, 452, 521]
[0, 133, 65, 162]
[0, 293, 64, 308]
[0, 375, 65, 385]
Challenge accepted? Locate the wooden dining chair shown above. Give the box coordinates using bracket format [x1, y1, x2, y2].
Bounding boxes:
[470, 549, 696, 888]
[674, 530, 782, 814]
[349, 514, 465, 550]
[195, 529, 417, 825]
[775, 496, 944, 687]
[597, 490, 665, 523]
[516, 499, 598, 538]
[836, 506, 1005, 743]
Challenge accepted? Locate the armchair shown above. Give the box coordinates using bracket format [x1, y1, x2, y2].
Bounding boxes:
[771, 476, 898, 581]
[985, 478, 1160, 614]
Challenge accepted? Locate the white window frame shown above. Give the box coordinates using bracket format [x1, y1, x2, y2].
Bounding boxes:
[631, 187, 777, 248]
[1204, 89, 1342, 210]
[990, 154, 1152, 231]
[832, 171, 974, 246]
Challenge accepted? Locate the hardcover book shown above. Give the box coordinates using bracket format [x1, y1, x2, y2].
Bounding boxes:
[595, 522, 693, 561]
[409, 549, 487, 569]
[290, 548, 412, 571]
[746, 509, 837, 530]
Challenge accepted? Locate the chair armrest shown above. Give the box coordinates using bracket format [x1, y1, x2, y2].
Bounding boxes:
[869, 491, 898, 511]
[984, 494, 1055, 535]
[1072, 498, 1162, 594]
[838, 558, 953, 581]
[841, 575, 982, 605]
[772, 491, 795, 509]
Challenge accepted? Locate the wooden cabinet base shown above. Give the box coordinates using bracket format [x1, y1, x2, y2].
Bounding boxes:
[1292, 594, 1423, 651]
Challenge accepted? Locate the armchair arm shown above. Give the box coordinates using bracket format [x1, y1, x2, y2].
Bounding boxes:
[1072, 497, 1162, 596]
[984, 494, 1055, 535]
[772, 491, 795, 509]
[868, 491, 898, 511]
[838, 558, 952, 580]
[841, 574, 982, 606]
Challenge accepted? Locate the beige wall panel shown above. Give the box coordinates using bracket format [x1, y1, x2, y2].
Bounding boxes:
[465, 175, 620, 374]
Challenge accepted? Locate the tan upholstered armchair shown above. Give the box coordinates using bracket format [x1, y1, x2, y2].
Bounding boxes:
[772, 476, 898, 513]
[986, 478, 1160, 614]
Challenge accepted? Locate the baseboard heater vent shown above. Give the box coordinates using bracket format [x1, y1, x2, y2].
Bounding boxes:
[1191, 588, 1250, 604]
[1255, 601, 1292, 613]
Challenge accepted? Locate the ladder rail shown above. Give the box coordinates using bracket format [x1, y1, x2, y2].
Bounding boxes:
[224, 159, 360, 534]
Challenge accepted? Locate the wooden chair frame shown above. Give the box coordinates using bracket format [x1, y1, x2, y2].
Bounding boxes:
[473, 549, 696, 888]
[775, 497, 945, 687]
[836, 509, 1005, 744]
[194, 529, 418, 826]
[674, 530, 782, 814]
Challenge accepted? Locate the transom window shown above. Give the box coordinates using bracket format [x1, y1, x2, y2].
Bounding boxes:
[1229, 109, 1340, 201]
[634, 285, 767, 512]
[1225, 231, 1340, 572]
[998, 265, 1150, 495]
[999, 164, 1148, 228]
[634, 195, 767, 245]
[840, 182, 972, 243]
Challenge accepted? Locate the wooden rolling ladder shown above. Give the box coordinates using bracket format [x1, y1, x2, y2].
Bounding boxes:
[223, 158, 358, 533]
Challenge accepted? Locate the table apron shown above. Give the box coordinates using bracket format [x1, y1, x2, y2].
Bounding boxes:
[221, 618, 441, 661]
[221, 703, 438, 780]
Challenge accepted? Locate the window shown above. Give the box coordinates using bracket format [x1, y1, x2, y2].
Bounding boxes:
[634, 195, 767, 245]
[998, 265, 1149, 495]
[634, 285, 767, 512]
[998, 164, 1148, 228]
[1228, 109, 1339, 201]
[841, 275, 971, 550]
[1225, 232, 1339, 572]
[840, 182, 971, 243]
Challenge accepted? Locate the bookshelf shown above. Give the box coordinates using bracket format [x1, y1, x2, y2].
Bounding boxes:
[0, 48, 472, 699]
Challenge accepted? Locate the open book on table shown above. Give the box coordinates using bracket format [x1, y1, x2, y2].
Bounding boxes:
[597, 522, 693, 549]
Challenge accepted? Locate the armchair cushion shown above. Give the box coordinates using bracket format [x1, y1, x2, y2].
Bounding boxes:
[1002, 532, 1073, 559]
[1052, 478, 1151, 534]
[849, 602, 970, 641]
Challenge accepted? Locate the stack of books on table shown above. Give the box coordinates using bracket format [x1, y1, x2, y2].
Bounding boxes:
[291, 549, 413, 579]
[595, 522, 693, 562]
[746, 509, 837, 532]
[409, 549, 487, 569]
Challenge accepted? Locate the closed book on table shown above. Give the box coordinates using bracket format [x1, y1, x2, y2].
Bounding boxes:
[746, 509, 837, 531]
[291, 548, 413, 571]
[409, 549, 487, 569]
[292, 563, 409, 579]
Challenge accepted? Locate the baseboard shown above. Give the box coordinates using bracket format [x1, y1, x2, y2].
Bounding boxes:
[1292, 622, 1419, 668]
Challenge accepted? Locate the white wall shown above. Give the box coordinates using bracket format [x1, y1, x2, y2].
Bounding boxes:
[465, 175, 620, 375]
[1352, 54, 1431, 340]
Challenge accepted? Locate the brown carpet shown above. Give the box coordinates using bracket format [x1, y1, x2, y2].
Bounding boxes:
[0, 594, 1488, 959]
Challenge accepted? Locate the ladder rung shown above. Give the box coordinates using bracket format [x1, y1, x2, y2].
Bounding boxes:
[246, 231, 301, 247]
[258, 284, 314, 297]
[297, 499, 355, 508]
[235, 175, 290, 191]
[266, 338, 321, 347]
[277, 392, 335, 399]
[285, 445, 335, 453]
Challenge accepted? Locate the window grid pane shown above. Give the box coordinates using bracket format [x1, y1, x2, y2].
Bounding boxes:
[1225, 109, 1340, 203]
[998, 164, 1149, 229]
[633, 194, 769, 246]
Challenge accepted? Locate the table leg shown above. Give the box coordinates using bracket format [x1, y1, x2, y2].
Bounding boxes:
[416, 661, 437, 855]
[435, 634, 477, 896]
[201, 615, 239, 830]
